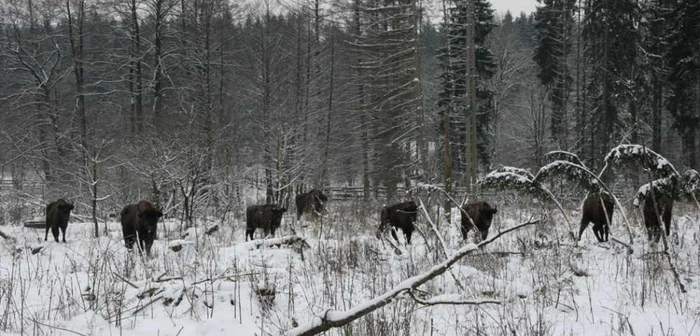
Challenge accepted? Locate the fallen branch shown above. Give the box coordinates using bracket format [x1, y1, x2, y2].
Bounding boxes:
[285, 217, 540, 336]
[155, 276, 184, 283]
[0, 229, 15, 242]
[132, 289, 165, 315]
[417, 197, 465, 291]
[112, 272, 138, 289]
[610, 237, 634, 254]
[244, 235, 310, 251]
[408, 290, 500, 306]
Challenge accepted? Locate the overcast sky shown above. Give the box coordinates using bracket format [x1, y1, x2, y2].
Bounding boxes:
[489, 0, 538, 16]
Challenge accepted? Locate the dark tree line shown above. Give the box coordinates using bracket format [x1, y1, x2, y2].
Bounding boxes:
[532, 0, 700, 172]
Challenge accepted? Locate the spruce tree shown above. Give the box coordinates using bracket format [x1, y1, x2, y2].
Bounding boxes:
[666, 0, 700, 168]
[582, 0, 638, 169]
[533, 0, 575, 148]
[437, 0, 496, 184]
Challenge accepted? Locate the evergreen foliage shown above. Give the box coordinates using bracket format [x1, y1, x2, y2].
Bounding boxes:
[533, 0, 575, 146]
[437, 0, 497, 181]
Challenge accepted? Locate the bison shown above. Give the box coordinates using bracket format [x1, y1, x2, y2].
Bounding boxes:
[377, 201, 418, 244]
[246, 204, 286, 241]
[295, 189, 328, 220]
[460, 201, 498, 241]
[120, 200, 163, 256]
[643, 193, 673, 243]
[578, 192, 614, 242]
[45, 199, 74, 243]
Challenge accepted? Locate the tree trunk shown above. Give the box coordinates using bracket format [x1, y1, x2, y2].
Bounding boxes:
[130, 0, 143, 134]
[467, 0, 478, 191]
[321, 29, 335, 187]
[153, 0, 167, 130]
[652, 74, 662, 152]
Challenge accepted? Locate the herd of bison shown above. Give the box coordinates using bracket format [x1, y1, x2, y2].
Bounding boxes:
[40, 188, 676, 256]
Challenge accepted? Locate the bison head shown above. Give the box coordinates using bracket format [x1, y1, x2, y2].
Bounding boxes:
[137, 202, 163, 239]
[376, 206, 390, 238]
[477, 205, 497, 241]
[55, 199, 74, 220]
[271, 206, 286, 228]
[310, 190, 327, 215]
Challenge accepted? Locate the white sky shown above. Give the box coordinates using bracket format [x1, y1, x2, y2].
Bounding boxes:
[489, 0, 538, 16]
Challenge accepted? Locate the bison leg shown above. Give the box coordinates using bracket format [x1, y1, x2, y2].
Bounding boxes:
[645, 224, 653, 242]
[390, 228, 399, 243]
[404, 228, 413, 245]
[245, 227, 255, 241]
[144, 239, 153, 256]
[124, 234, 136, 249]
[591, 224, 604, 242]
[460, 225, 470, 241]
[60, 224, 67, 243]
[578, 219, 590, 242]
[44, 224, 50, 241]
[51, 226, 60, 243]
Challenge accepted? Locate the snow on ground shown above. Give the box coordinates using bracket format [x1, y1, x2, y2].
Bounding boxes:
[0, 202, 698, 335]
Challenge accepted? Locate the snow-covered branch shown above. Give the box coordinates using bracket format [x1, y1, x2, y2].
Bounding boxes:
[534, 160, 600, 193]
[407, 290, 501, 306]
[604, 144, 678, 177]
[243, 235, 310, 251]
[544, 150, 584, 166]
[285, 218, 540, 336]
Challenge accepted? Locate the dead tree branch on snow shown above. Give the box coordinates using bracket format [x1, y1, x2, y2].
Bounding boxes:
[285, 217, 540, 336]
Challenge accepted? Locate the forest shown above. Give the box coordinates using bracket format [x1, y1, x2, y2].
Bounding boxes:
[0, 1, 698, 335]
[0, 0, 697, 219]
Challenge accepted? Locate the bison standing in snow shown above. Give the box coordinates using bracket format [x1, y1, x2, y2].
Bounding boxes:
[45, 199, 74, 243]
[295, 189, 327, 220]
[246, 204, 287, 241]
[578, 192, 614, 242]
[120, 200, 163, 256]
[642, 193, 673, 243]
[460, 201, 498, 241]
[376, 201, 418, 244]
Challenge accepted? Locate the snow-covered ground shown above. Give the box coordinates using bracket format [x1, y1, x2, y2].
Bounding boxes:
[0, 201, 698, 335]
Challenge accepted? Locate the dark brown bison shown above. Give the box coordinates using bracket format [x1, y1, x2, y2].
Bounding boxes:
[45, 199, 74, 243]
[120, 200, 163, 256]
[376, 201, 418, 244]
[578, 192, 614, 242]
[246, 204, 286, 241]
[460, 201, 498, 241]
[295, 189, 328, 220]
[643, 193, 673, 243]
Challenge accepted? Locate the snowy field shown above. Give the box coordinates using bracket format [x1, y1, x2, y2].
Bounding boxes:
[0, 200, 698, 336]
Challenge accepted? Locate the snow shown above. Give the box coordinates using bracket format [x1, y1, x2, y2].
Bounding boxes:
[484, 170, 532, 184]
[496, 166, 535, 180]
[605, 144, 678, 176]
[0, 202, 699, 336]
[635, 177, 674, 202]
